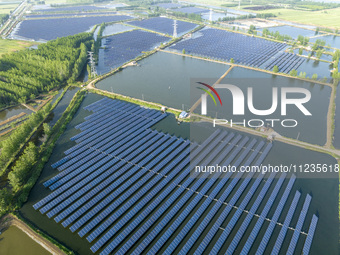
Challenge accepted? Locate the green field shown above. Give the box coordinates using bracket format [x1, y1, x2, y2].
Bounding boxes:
[255, 7, 340, 29]
[0, 3, 19, 14]
[0, 39, 37, 57]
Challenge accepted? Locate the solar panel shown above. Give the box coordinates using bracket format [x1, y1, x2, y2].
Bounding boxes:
[114, 133, 243, 254]
[194, 143, 272, 254]
[225, 172, 280, 254]
[286, 194, 312, 255]
[256, 175, 296, 254]
[265, 52, 305, 74]
[241, 173, 287, 254]
[140, 136, 254, 255]
[71, 135, 176, 235]
[90, 130, 226, 253]
[302, 214, 318, 254]
[179, 141, 265, 254]
[271, 191, 301, 255]
[170, 28, 286, 67]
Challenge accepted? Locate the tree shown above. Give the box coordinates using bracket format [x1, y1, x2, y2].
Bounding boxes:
[230, 58, 235, 64]
[299, 72, 307, 78]
[316, 49, 323, 59]
[182, 49, 185, 54]
[333, 50, 340, 61]
[0, 33, 93, 108]
[248, 25, 256, 34]
[43, 123, 51, 137]
[312, 74, 318, 80]
[299, 48, 303, 55]
[290, 69, 298, 76]
[0, 188, 12, 213]
[273, 65, 279, 73]
[8, 142, 37, 191]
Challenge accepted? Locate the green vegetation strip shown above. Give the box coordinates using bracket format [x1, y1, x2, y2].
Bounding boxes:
[0, 90, 85, 219]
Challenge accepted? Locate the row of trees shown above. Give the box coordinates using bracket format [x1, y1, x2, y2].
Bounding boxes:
[261, 28, 292, 41]
[332, 50, 340, 80]
[8, 142, 37, 191]
[0, 90, 86, 214]
[273, 65, 320, 80]
[0, 104, 51, 171]
[0, 14, 9, 25]
[172, 11, 202, 21]
[0, 33, 93, 107]
[297, 35, 310, 46]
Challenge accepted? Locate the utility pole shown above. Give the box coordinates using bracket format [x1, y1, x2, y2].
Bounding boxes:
[88, 51, 97, 78]
[173, 19, 178, 38]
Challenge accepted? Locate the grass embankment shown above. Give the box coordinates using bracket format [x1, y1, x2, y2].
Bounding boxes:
[0, 39, 37, 57]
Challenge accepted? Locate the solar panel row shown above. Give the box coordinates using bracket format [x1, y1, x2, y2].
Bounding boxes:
[115, 133, 243, 254]
[265, 52, 305, 74]
[146, 138, 257, 255]
[140, 135, 251, 255]
[224, 172, 278, 254]
[286, 194, 312, 255]
[89, 131, 228, 252]
[271, 191, 301, 255]
[241, 173, 288, 254]
[256, 175, 297, 254]
[302, 214, 318, 254]
[77, 136, 179, 237]
[177, 141, 265, 254]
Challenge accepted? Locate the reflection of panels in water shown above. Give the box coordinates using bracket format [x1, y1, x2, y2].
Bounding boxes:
[33, 98, 318, 255]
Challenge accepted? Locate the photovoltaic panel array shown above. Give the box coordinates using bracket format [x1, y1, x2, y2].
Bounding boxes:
[13, 15, 132, 41]
[265, 52, 305, 73]
[169, 28, 286, 67]
[127, 17, 197, 36]
[101, 29, 170, 69]
[32, 5, 109, 13]
[176, 6, 209, 14]
[33, 98, 318, 254]
[25, 12, 117, 19]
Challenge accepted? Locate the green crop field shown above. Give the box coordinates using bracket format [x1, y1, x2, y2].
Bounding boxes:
[0, 3, 18, 14]
[254, 8, 340, 29]
[0, 39, 37, 57]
